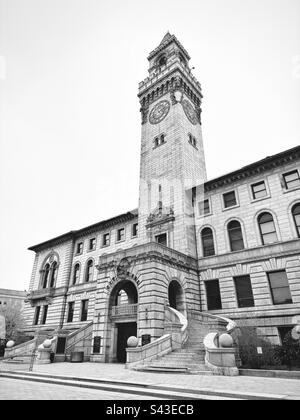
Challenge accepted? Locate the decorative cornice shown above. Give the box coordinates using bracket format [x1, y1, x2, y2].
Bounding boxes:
[96, 242, 198, 273]
[28, 210, 138, 252]
[204, 145, 300, 192]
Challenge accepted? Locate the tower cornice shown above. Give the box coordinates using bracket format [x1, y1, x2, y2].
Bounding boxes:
[138, 62, 202, 98]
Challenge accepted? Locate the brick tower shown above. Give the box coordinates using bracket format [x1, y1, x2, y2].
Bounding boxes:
[137, 33, 207, 257]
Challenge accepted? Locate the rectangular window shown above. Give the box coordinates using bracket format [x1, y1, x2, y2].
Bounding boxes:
[205, 280, 222, 310]
[268, 271, 293, 305]
[76, 242, 83, 254]
[81, 299, 89, 322]
[67, 302, 75, 323]
[33, 306, 41, 325]
[234, 275, 254, 308]
[155, 233, 167, 247]
[199, 199, 210, 216]
[102, 233, 110, 247]
[223, 191, 237, 209]
[283, 170, 300, 190]
[93, 336, 101, 354]
[132, 223, 138, 237]
[251, 181, 267, 200]
[89, 238, 96, 251]
[117, 228, 125, 242]
[41, 305, 48, 325]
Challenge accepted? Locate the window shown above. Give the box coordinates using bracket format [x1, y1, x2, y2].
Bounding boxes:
[283, 170, 300, 190]
[198, 199, 210, 216]
[158, 55, 167, 68]
[292, 203, 300, 238]
[223, 191, 237, 209]
[102, 233, 110, 246]
[81, 300, 89, 322]
[72, 263, 80, 285]
[42, 264, 50, 289]
[153, 134, 166, 148]
[155, 233, 167, 246]
[251, 181, 267, 200]
[188, 133, 197, 148]
[258, 212, 278, 245]
[228, 220, 244, 251]
[49, 261, 57, 288]
[76, 242, 83, 254]
[117, 228, 125, 242]
[268, 271, 292, 305]
[132, 223, 138, 237]
[33, 306, 41, 325]
[67, 302, 75, 323]
[41, 305, 48, 325]
[85, 260, 93, 283]
[89, 238, 96, 251]
[234, 275, 254, 308]
[205, 280, 222, 310]
[201, 228, 215, 257]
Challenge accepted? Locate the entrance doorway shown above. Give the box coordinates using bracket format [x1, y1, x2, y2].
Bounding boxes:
[116, 322, 137, 363]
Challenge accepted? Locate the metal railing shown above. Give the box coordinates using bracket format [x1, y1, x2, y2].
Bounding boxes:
[110, 304, 138, 318]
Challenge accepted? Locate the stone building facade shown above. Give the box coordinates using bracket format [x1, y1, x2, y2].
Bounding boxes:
[0, 289, 26, 312]
[22, 33, 300, 363]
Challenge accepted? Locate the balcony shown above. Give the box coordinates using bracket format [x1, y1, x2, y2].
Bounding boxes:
[110, 304, 138, 319]
[26, 287, 55, 302]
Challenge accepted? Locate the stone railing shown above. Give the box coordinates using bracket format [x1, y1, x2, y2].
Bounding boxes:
[110, 304, 138, 318]
[4, 338, 37, 359]
[126, 306, 188, 369]
[201, 312, 239, 376]
[65, 321, 93, 362]
[126, 334, 172, 369]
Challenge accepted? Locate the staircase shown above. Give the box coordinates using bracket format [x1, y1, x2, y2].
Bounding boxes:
[140, 312, 228, 374]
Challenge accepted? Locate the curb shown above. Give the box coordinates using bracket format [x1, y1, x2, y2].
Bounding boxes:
[0, 370, 290, 400]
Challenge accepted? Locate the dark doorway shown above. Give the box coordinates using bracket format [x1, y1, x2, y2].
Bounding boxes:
[116, 322, 137, 363]
[56, 337, 66, 354]
[168, 280, 185, 314]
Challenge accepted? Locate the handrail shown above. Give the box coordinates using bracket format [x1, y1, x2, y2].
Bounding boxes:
[167, 307, 188, 345]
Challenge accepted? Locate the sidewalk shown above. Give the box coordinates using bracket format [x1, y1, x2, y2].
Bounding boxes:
[23, 362, 300, 400]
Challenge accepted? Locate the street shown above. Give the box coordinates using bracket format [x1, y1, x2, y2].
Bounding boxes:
[0, 377, 164, 400]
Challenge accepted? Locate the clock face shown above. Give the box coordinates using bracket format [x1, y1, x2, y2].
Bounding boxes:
[149, 100, 170, 125]
[182, 99, 198, 125]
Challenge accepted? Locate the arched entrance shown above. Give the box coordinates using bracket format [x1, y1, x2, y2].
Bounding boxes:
[108, 280, 138, 363]
[168, 280, 185, 315]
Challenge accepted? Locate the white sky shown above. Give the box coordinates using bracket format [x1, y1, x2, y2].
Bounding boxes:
[0, 0, 299, 291]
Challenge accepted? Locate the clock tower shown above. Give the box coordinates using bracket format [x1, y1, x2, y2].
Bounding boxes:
[137, 33, 207, 257]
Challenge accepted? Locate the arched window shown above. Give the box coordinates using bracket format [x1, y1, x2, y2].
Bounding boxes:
[258, 212, 278, 245]
[73, 263, 80, 285]
[292, 203, 300, 237]
[228, 220, 245, 251]
[42, 264, 50, 289]
[157, 55, 167, 68]
[49, 261, 57, 288]
[201, 228, 215, 257]
[85, 260, 93, 283]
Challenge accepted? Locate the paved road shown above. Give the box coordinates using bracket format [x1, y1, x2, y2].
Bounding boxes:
[0, 377, 164, 400]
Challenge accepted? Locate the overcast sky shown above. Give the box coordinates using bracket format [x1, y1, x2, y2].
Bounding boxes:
[0, 0, 299, 291]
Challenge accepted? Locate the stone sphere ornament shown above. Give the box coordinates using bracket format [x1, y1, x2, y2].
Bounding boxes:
[6, 340, 15, 348]
[219, 333, 234, 348]
[127, 336, 138, 348]
[43, 339, 52, 349]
